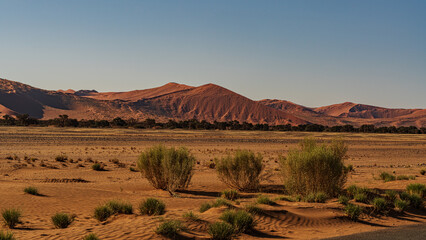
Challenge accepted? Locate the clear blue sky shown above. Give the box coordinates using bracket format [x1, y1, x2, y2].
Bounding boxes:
[0, 0, 425, 108]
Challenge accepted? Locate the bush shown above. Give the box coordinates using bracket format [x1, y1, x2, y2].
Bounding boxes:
[222, 189, 239, 201]
[385, 190, 397, 202]
[215, 150, 264, 191]
[420, 169, 425, 175]
[344, 204, 362, 221]
[208, 222, 235, 240]
[105, 200, 133, 214]
[354, 193, 368, 203]
[155, 220, 183, 238]
[280, 138, 348, 197]
[183, 211, 199, 221]
[394, 199, 409, 212]
[92, 163, 105, 171]
[406, 183, 426, 197]
[379, 172, 396, 182]
[212, 198, 231, 208]
[1, 208, 21, 228]
[220, 210, 254, 233]
[409, 194, 423, 209]
[397, 175, 409, 180]
[256, 195, 275, 205]
[137, 145, 195, 193]
[83, 233, 100, 240]
[399, 191, 411, 201]
[244, 204, 263, 215]
[55, 154, 68, 162]
[139, 198, 165, 216]
[51, 212, 74, 228]
[24, 186, 39, 196]
[346, 185, 359, 198]
[314, 192, 328, 203]
[372, 198, 387, 212]
[94, 205, 112, 222]
[0, 231, 15, 240]
[200, 202, 212, 213]
[338, 195, 349, 205]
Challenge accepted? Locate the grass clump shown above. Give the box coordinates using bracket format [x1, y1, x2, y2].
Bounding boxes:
[137, 145, 195, 193]
[155, 220, 184, 238]
[24, 186, 39, 196]
[93, 205, 112, 222]
[385, 190, 398, 202]
[208, 222, 235, 240]
[406, 183, 426, 197]
[83, 233, 100, 240]
[183, 211, 200, 221]
[420, 169, 425, 175]
[200, 202, 212, 213]
[244, 204, 263, 215]
[215, 150, 264, 192]
[344, 204, 362, 221]
[139, 198, 165, 216]
[372, 198, 387, 212]
[394, 199, 409, 212]
[55, 154, 68, 162]
[92, 163, 105, 171]
[0, 231, 15, 240]
[222, 189, 239, 201]
[280, 138, 348, 197]
[408, 194, 423, 209]
[51, 212, 74, 228]
[220, 210, 254, 233]
[105, 200, 133, 214]
[212, 198, 231, 208]
[354, 193, 369, 203]
[379, 172, 396, 182]
[305, 192, 328, 203]
[1, 208, 21, 229]
[338, 195, 349, 205]
[256, 195, 275, 205]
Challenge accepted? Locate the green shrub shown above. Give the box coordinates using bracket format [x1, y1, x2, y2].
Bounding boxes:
[208, 222, 235, 240]
[212, 198, 231, 208]
[354, 193, 368, 203]
[372, 198, 387, 212]
[1, 208, 21, 228]
[183, 211, 199, 221]
[379, 172, 396, 182]
[155, 220, 183, 238]
[406, 183, 426, 197]
[409, 175, 416, 180]
[200, 202, 212, 213]
[139, 198, 165, 216]
[244, 204, 263, 215]
[51, 212, 74, 228]
[256, 195, 275, 205]
[83, 233, 100, 240]
[338, 195, 349, 205]
[345, 164, 354, 172]
[0, 231, 15, 240]
[94, 205, 112, 222]
[304, 193, 316, 203]
[137, 145, 195, 192]
[220, 210, 254, 233]
[24, 186, 39, 196]
[315, 192, 328, 203]
[346, 185, 359, 198]
[105, 200, 133, 214]
[55, 154, 68, 162]
[344, 204, 362, 221]
[409, 194, 423, 209]
[420, 169, 425, 175]
[92, 163, 105, 171]
[385, 190, 398, 202]
[394, 199, 409, 212]
[280, 138, 348, 197]
[222, 189, 239, 201]
[215, 150, 264, 192]
[397, 175, 409, 180]
[399, 191, 411, 201]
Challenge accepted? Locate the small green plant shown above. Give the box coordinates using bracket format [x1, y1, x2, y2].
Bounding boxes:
[408, 175, 416, 180]
[220, 210, 254, 233]
[129, 166, 138, 172]
[92, 163, 105, 171]
[212, 198, 231, 208]
[256, 195, 275, 205]
[24, 186, 39, 196]
[344, 204, 362, 221]
[1, 208, 21, 228]
[385, 190, 398, 202]
[406, 183, 426, 197]
[379, 172, 396, 182]
[0, 230, 15, 240]
[372, 198, 387, 212]
[183, 211, 200, 221]
[105, 200, 133, 214]
[208, 221, 235, 240]
[354, 193, 368, 203]
[51, 212, 74, 228]
[420, 169, 425, 175]
[83, 233, 100, 240]
[55, 154, 68, 162]
[222, 189, 239, 201]
[304, 193, 316, 203]
[93, 205, 112, 222]
[399, 191, 411, 201]
[155, 220, 183, 238]
[200, 202, 212, 213]
[397, 175, 409, 180]
[139, 198, 165, 216]
[338, 195, 349, 205]
[409, 194, 423, 209]
[346, 185, 359, 198]
[394, 199, 409, 212]
[244, 204, 263, 215]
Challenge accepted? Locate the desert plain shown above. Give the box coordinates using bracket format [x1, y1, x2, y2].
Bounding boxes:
[0, 126, 425, 239]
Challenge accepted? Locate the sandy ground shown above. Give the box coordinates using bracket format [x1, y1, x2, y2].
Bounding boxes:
[0, 127, 425, 239]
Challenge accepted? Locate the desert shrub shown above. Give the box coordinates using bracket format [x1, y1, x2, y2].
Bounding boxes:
[315, 192, 328, 203]
[409, 175, 416, 180]
[399, 191, 411, 201]
[397, 175, 409, 180]
[385, 190, 398, 202]
[256, 195, 274, 205]
[394, 199, 409, 212]
[155, 220, 183, 238]
[105, 200, 133, 214]
[304, 193, 316, 203]
[93, 205, 112, 222]
[137, 145, 195, 193]
[406, 183, 426, 197]
[200, 202, 212, 213]
[139, 198, 165, 216]
[1, 209, 21, 228]
[183, 211, 199, 221]
[345, 164, 354, 172]
[338, 195, 349, 205]
[280, 138, 348, 197]
[215, 150, 264, 191]
[354, 193, 368, 203]
[208, 222, 235, 240]
[55, 154, 68, 162]
[212, 198, 231, 208]
[409, 194, 423, 209]
[346, 185, 359, 198]
[129, 166, 138, 172]
[0, 231, 15, 240]
[92, 163, 105, 171]
[24, 186, 39, 196]
[372, 198, 387, 212]
[420, 169, 425, 175]
[222, 189, 239, 201]
[244, 204, 263, 215]
[83, 233, 100, 240]
[344, 204, 362, 221]
[379, 172, 395, 182]
[51, 212, 74, 228]
[220, 210, 254, 233]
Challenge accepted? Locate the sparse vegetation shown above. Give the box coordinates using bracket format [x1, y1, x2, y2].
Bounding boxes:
[212, 198, 231, 208]
[200, 202, 212, 213]
[1, 208, 21, 228]
[372, 198, 387, 212]
[406, 183, 425, 197]
[338, 195, 349, 205]
[304, 192, 328, 203]
[344, 204, 362, 221]
[379, 172, 396, 182]
[0, 231, 15, 240]
[51, 212, 74, 228]
[183, 211, 200, 221]
[256, 195, 275, 205]
[137, 145, 195, 193]
[220, 210, 254, 233]
[215, 150, 264, 191]
[92, 163, 105, 171]
[139, 198, 165, 216]
[222, 189, 239, 201]
[83, 233, 100, 240]
[408, 194, 423, 209]
[394, 199, 409, 212]
[155, 220, 184, 238]
[208, 221, 235, 240]
[55, 154, 68, 162]
[244, 204, 263, 215]
[385, 190, 398, 202]
[354, 193, 368, 203]
[280, 138, 348, 197]
[93, 205, 112, 222]
[105, 200, 133, 214]
[420, 169, 426, 175]
[23, 186, 39, 196]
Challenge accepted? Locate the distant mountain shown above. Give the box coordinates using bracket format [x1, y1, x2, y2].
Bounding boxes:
[0, 78, 424, 127]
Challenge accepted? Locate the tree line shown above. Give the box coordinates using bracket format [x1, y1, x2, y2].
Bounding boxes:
[0, 114, 424, 134]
